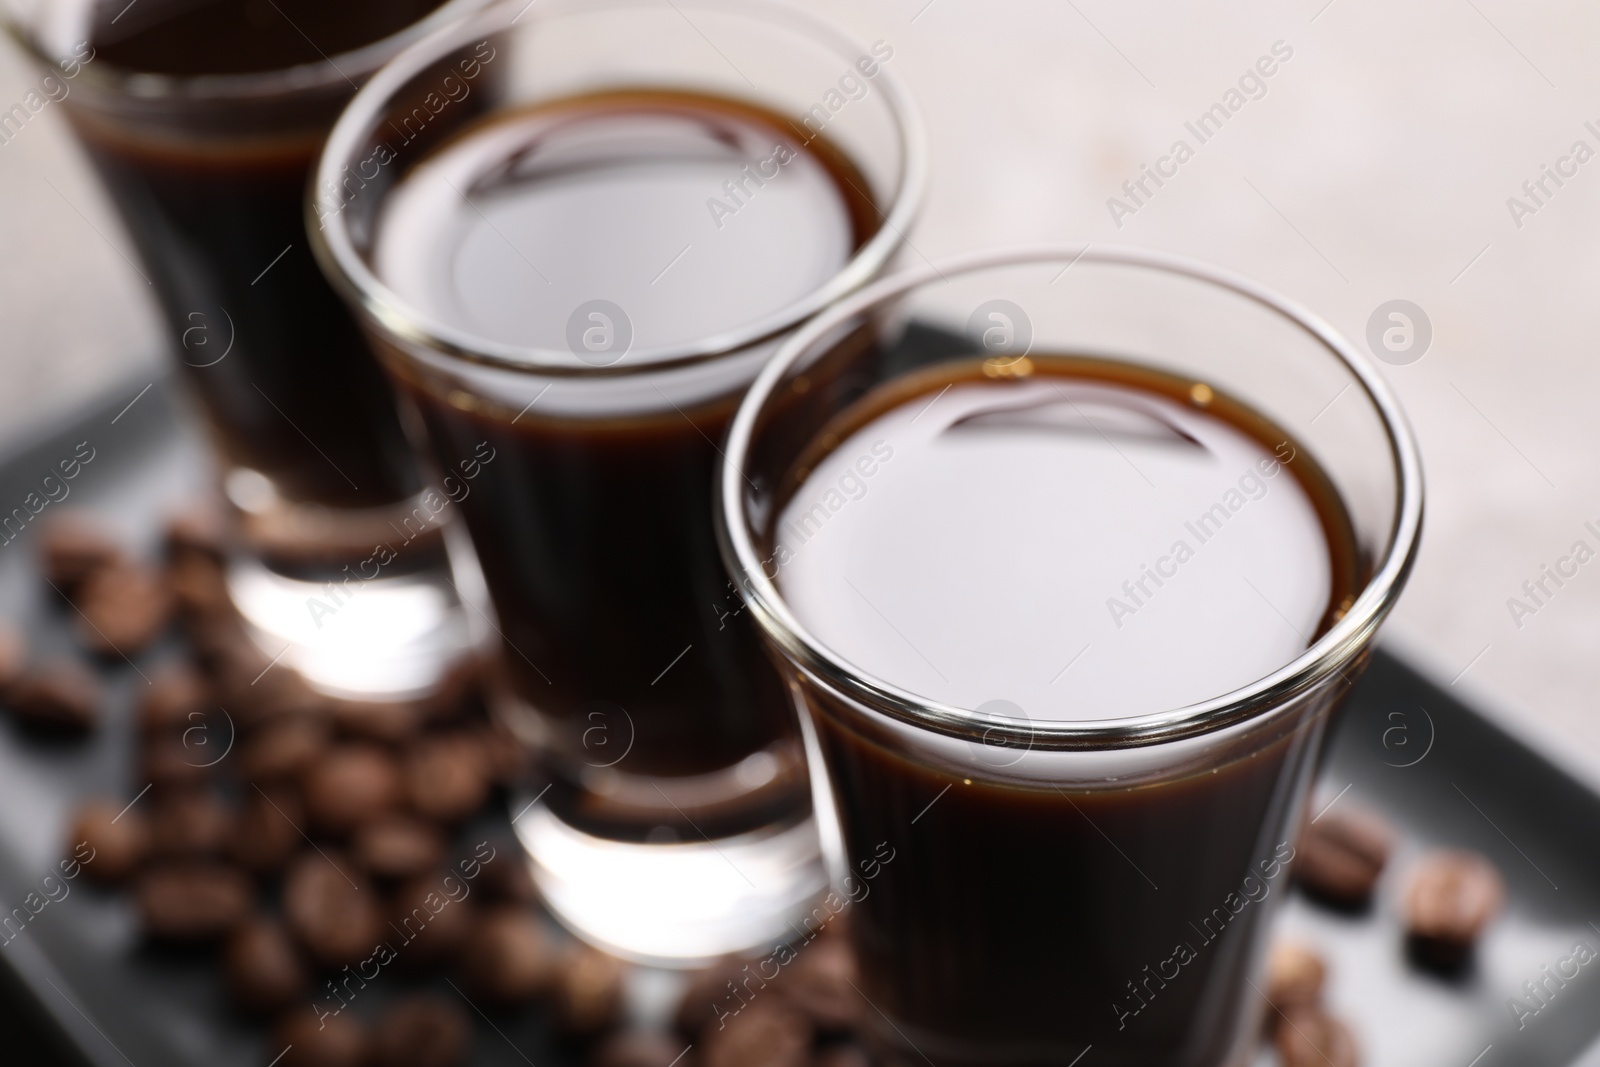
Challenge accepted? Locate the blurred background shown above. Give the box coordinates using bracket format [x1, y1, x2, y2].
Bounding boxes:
[4, 0, 1595, 777]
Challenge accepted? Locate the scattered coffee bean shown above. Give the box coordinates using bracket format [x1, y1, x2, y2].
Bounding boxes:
[140, 733, 216, 794]
[330, 698, 419, 745]
[1264, 941, 1327, 1020]
[74, 563, 174, 657]
[387, 873, 473, 970]
[200, 632, 288, 709]
[475, 843, 536, 904]
[1404, 849, 1505, 969]
[355, 817, 444, 883]
[780, 934, 861, 1034]
[591, 1031, 694, 1067]
[148, 792, 231, 859]
[479, 719, 527, 787]
[166, 551, 231, 622]
[8, 662, 101, 733]
[39, 513, 122, 595]
[283, 853, 386, 969]
[138, 663, 210, 736]
[137, 863, 251, 941]
[241, 675, 329, 735]
[0, 622, 25, 695]
[184, 624, 251, 690]
[240, 716, 329, 785]
[459, 906, 559, 1004]
[230, 787, 303, 876]
[371, 994, 470, 1067]
[700, 999, 813, 1067]
[231, 672, 328, 732]
[67, 800, 148, 884]
[421, 658, 482, 726]
[556, 944, 626, 1036]
[1296, 808, 1394, 908]
[223, 917, 308, 1016]
[274, 1007, 370, 1067]
[163, 506, 226, 562]
[677, 956, 754, 1035]
[1275, 1007, 1359, 1067]
[302, 745, 403, 836]
[405, 734, 490, 824]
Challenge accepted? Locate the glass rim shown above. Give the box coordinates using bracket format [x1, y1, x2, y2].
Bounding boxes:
[716, 244, 1426, 751]
[2, 0, 492, 102]
[310, 0, 927, 378]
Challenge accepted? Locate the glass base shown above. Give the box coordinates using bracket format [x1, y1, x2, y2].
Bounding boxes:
[514, 804, 828, 966]
[228, 556, 476, 701]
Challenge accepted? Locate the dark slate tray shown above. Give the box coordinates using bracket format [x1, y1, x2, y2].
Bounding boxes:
[0, 377, 579, 1067]
[1, 371, 1598, 1067]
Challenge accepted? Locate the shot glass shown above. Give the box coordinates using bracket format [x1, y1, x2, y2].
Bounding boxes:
[3, 0, 492, 699]
[716, 246, 1422, 1065]
[311, 0, 924, 962]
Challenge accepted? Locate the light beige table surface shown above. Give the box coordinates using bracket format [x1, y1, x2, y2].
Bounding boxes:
[1, 0, 1595, 768]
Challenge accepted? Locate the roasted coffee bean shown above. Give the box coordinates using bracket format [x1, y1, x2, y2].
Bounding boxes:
[330, 698, 419, 745]
[140, 733, 215, 794]
[240, 716, 329, 784]
[223, 917, 308, 1016]
[68, 799, 148, 884]
[556, 944, 626, 1036]
[1296, 808, 1394, 908]
[372, 995, 470, 1067]
[163, 506, 226, 562]
[8, 662, 101, 733]
[74, 563, 174, 657]
[148, 792, 231, 859]
[136, 863, 251, 941]
[780, 934, 861, 1034]
[230, 787, 303, 876]
[274, 1008, 371, 1067]
[421, 658, 483, 726]
[39, 512, 122, 594]
[0, 622, 25, 695]
[389, 873, 475, 969]
[302, 744, 403, 836]
[201, 636, 278, 706]
[1264, 941, 1327, 1022]
[700, 1000, 813, 1067]
[355, 817, 444, 882]
[202, 631, 307, 712]
[1275, 1008, 1359, 1067]
[405, 734, 490, 824]
[1404, 849, 1505, 969]
[475, 843, 536, 904]
[138, 663, 210, 736]
[676, 956, 755, 1036]
[591, 1031, 695, 1067]
[283, 853, 386, 969]
[459, 906, 559, 1004]
[166, 551, 231, 622]
[235, 674, 330, 732]
[479, 719, 527, 787]
[248, 681, 332, 729]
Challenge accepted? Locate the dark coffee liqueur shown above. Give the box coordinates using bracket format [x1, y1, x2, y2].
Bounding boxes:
[372, 92, 879, 838]
[774, 355, 1361, 1065]
[69, 0, 444, 509]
